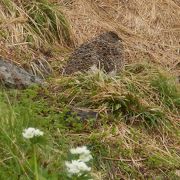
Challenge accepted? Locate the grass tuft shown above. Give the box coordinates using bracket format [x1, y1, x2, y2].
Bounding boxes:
[0, 0, 73, 48]
[55, 63, 179, 129]
[151, 73, 180, 109]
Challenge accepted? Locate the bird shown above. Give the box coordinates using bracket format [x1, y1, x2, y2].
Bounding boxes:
[62, 31, 124, 75]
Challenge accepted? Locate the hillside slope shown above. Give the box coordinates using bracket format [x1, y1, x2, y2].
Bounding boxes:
[0, 0, 179, 179]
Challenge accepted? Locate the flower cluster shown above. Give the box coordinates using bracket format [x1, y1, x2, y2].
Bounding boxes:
[65, 146, 93, 177]
[22, 127, 44, 139]
[22, 128, 93, 178]
[70, 146, 93, 162]
[65, 160, 91, 176]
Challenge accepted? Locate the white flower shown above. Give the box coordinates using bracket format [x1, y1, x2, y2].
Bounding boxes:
[22, 127, 44, 139]
[79, 153, 93, 162]
[34, 129, 44, 136]
[70, 146, 93, 162]
[65, 160, 91, 176]
[65, 161, 81, 175]
[70, 146, 91, 155]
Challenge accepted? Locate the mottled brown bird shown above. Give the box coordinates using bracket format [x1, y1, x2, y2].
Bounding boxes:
[63, 31, 124, 75]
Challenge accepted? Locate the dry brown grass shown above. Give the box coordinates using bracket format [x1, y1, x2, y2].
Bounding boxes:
[62, 0, 180, 76]
[0, 0, 179, 77]
[0, 0, 73, 75]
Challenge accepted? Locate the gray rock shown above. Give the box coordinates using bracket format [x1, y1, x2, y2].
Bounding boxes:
[64, 107, 98, 121]
[62, 31, 124, 75]
[0, 58, 43, 89]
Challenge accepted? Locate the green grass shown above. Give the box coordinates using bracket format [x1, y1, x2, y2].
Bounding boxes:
[0, 63, 179, 179]
[151, 73, 180, 109]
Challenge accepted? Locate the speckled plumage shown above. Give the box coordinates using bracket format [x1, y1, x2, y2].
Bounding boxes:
[63, 31, 124, 75]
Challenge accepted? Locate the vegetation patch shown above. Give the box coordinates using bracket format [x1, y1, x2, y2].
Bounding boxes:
[0, 0, 180, 179]
[0, 63, 179, 179]
[0, 0, 73, 47]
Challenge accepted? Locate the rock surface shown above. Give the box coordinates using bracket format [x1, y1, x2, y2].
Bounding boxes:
[62, 31, 124, 75]
[0, 58, 43, 88]
[64, 107, 98, 121]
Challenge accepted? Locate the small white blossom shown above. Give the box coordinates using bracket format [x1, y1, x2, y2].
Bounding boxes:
[79, 153, 93, 162]
[22, 127, 44, 139]
[65, 160, 91, 176]
[34, 129, 44, 136]
[70, 146, 93, 162]
[70, 146, 91, 155]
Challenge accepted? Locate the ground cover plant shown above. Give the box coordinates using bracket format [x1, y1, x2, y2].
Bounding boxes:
[0, 63, 179, 179]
